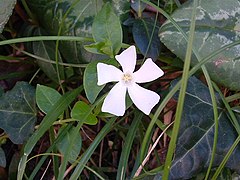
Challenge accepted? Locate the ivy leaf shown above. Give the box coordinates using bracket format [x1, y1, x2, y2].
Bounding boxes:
[0, 82, 36, 144]
[36, 84, 62, 114]
[168, 77, 240, 179]
[92, 2, 122, 57]
[0, 148, 6, 167]
[159, 0, 240, 90]
[71, 101, 98, 125]
[0, 0, 16, 33]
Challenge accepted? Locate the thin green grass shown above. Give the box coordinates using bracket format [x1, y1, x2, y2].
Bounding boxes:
[162, 0, 198, 178]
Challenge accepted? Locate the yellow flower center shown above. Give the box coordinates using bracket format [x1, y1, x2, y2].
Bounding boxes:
[122, 73, 133, 84]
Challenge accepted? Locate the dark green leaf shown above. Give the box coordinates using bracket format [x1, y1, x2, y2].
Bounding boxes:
[83, 61, 104, 104]
[92, 2, 122, 57]
[133, 17, 161, 60]
[83, 59, 118, 104]
[105, 0, 130, 21]
[169, 77, 240, 179]
[131, 0, 147, 15]
[27, 0, 105, 63]
[71, 101, 98, 125]
[159, 0, 240, 90]
[33, 28, 65, 83]
[0, 148, 6, 167]
[57, 126, 82, 163]
[0, 82, 36, 144]
[36, 84, 62, 114]
[17, 87, 82, 180]
[8, 152, 20, 179]
[0, 0, 16, 33]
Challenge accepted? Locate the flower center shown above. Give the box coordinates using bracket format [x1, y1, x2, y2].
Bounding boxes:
[122, 73, 133, 85]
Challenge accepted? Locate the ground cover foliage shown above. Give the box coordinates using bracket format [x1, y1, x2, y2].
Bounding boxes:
[0, 0, 240, 179]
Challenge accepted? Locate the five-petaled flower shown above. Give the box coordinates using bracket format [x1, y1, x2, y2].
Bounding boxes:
[97, 45, 164, 116]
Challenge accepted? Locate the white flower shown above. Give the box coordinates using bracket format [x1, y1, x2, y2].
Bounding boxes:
[97, 45, 164, 116]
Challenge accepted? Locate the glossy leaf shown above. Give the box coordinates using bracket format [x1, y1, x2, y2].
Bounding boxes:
[36, 84, 62, 114]
[92, 2, 122, 57]
[159, 0, 240, 90]
[83, 59, 118, 104]
[168, 77, 240, 179]
[27, 0, 129, 63]
[83, 61, 104, 104]
[131, 0, 147, 16]
[57, 126, 82, 163]
[71, 101, 98, 125]
[0, 82, 36, 144]
[0, 148, 6, 167]
[0, 0, 16, 33]
[133, 17, 161, 60]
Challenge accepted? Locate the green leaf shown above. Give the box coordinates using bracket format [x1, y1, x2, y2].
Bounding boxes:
[105, 0, 130, 21]
[27, 0, 105, 63]
[71, 101, 98, 125]
[17, 87, 82, 180]
[92, 2, 122, 57]
[83, 59, 118, 104]
[69, 117, 117, 179]
[133, 17, 161, 60]
[0, 0, 16, 33]
[57, 126, 82, 163]
[83, 61, 104, 104]
[84, 41, 113, 56]
[159, 0, 240, 90]
[36, 84, 62, 114]
[0, 82, 36, 144]
[33, 28, 65, 83]
[8, 152, 20, 179]
[168, 77, 240, 179]
[0, 148, 6, 167]
[131, 0, 147, 16]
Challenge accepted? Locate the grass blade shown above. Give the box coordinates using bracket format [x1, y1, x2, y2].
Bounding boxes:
[17, 87, 83, 180]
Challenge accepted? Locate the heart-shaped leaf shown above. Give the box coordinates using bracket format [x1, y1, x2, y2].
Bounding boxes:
[36, 84, 62, 114]
[159, 0, 240, 90]
[0, 0, 16, 33]
[0, 148, 6, 167]
[71, 101, 98, 125]
[0, 82, 36, 144]
[168, 77, 240, 179]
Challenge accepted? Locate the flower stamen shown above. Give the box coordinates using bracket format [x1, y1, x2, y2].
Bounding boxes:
[122, 73, 133, 84]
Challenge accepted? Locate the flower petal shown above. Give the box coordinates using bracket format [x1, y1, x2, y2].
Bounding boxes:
[102, 82, 127, 116]
[133, 58, 164, 83]
[115, 45, 136, 73]
[128, 83, 160, 115]
[97, 63, 122, 86]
